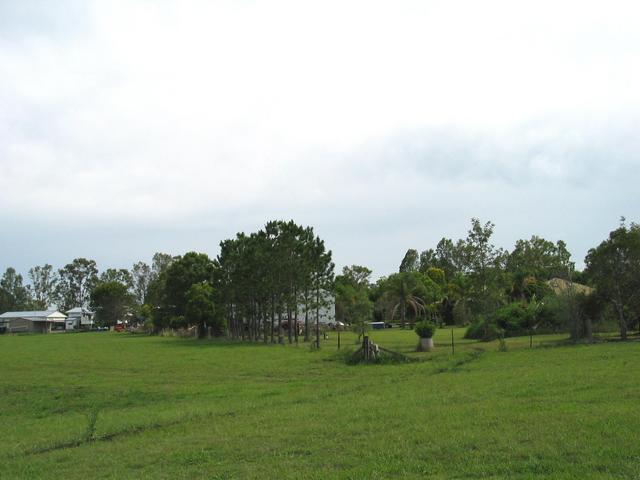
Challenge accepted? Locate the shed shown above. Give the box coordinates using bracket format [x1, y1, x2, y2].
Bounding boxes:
[0, 310, 67, 333]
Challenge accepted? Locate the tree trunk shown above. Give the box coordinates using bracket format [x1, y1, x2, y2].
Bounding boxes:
[615, 302, 627, 340]
[315, 285, 320, 349]
[293, 286, 299, 345]
[304, 289, 310, 342]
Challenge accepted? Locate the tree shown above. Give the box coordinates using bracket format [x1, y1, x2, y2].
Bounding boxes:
[585, 220, 640, 339]
[28, 264, 58, 310]
[338, 285, 373, 340]
[132, 261, 152, 304]
[215, 220, 334, 344]
[99, 268, 133, 289]
[419, 238, 465, 280]
[399, 249, 419, 272]
[507, 236, 573, 280]
[185, 283, 219, 337]
[335, 266, 371, 326]
[460, 218, 507, 315]
[383, 272, 427, 329]
[146, 252, 175, 309]
[157, 252, 215, 328]
[0, 267, 31, 312]
[90, 281, 135, 327]
[340, 265, 372, 289]
[56, 258, 98, 311]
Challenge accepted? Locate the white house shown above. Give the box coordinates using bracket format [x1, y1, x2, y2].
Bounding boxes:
[297, 292, 336, 325]
[0, 310, 67, 333]
[65, 307, 95, 330]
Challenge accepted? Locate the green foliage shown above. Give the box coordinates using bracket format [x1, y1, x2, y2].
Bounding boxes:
[185, 283, 222, 337]
[154, 252, 216, 330]
[90, 281, 135, 327]
[464, 316, 503, 341]
[425, 267, 446, 287]
[585, 219, 640, 339]
[335, 281, 373, 339]
[56, 258, 99, 311]
[399, 248, 419, 272]
[215, 220, 334, 343]
[414, 320, 436, 338]
[99, 268, 133, 289]
[380, 271, 432, 327]
[0, 267, 32, 312]
[466, 302, 538, 340]
[28, 264, 57, 310]
[506, 236, 573, 280]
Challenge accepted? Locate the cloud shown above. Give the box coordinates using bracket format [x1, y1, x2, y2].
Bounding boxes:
[0, 0, 639, 276]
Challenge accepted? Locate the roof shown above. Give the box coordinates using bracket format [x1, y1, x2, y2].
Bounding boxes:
[66, 307, 94, 314]
[0, 310, 67, 322]
[547, 278, 595, 296]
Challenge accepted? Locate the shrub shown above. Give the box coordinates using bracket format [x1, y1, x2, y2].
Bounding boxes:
[464, 316, 503, 341]
[414, 321, 436, 338]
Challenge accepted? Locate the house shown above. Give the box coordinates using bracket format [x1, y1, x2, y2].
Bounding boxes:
[65, 307, 95, 330]
[297, 292, 336, 325]
[0, 310, 67, 333]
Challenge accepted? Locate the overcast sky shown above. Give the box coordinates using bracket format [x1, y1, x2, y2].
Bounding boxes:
[1, 0, 639, 280]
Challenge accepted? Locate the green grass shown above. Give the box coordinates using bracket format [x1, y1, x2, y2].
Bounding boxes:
[1, 329, 638, 479]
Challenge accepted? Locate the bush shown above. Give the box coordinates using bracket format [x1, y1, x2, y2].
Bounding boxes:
[414, 321, 436, 338]
[494, 303, 534, 333]
[465, 303, 533, 341]
[464, 316, 503, 341]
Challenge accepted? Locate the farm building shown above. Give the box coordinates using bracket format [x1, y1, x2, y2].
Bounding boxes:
[65, 307, 95, 330]
[0, 310, 67, 333]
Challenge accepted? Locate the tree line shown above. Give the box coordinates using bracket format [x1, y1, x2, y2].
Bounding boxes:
[333, 218, 640, 342]
[1, 217, 638, 342]
[0, 220, 334, 343]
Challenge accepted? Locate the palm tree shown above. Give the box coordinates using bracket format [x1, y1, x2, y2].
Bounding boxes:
[385, 272, 427, 328]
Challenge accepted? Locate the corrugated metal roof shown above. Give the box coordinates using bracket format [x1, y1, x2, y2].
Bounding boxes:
[0, 310, 67, 321]
[66, 307, 94, 314]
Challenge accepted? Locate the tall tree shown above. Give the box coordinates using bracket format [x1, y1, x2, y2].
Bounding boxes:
[90, 281, 135, 327]
[56, 258, 98, 311]
[507, 235, 573, 280]
[99, 268, 133, 289]
[460, 218, 507, 315]
[383, 272, 428, 329]
[28, 264, 58, 310]
[158, 252, 215, 327]
[585, 219, 640, 339]
[0, 267, 31, 312]
[185, 282, 219, 337]
[399, 249, 419, 272]
[132, 261, 152, 304]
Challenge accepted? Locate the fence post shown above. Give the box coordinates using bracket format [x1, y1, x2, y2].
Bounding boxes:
[363, 336, 369, 361]
[451, 328, 455, 355]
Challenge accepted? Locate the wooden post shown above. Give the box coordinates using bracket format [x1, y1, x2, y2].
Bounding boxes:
[337, 330, 341, 350]
[451, 328, 454, 355]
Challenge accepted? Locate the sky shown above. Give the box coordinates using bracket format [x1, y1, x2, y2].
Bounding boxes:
[1, 0, 639, 280]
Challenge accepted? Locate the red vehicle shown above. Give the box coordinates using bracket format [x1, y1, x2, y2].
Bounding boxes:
[114, 323, 126, 332]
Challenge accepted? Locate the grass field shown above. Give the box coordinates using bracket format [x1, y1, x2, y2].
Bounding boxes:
[1, 329, 639, 479]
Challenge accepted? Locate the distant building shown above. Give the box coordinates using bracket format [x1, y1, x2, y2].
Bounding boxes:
[65, 307, 95, 330]
[298, 292, 336, 325]
[547, 278, 594, 296]
[0, 310, 67, 333]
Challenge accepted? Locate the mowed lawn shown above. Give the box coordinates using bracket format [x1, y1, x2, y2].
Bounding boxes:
[1, 329, 639, 479]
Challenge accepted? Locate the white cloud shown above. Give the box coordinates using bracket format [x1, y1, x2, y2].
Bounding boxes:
[0, 0, 639, 275]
